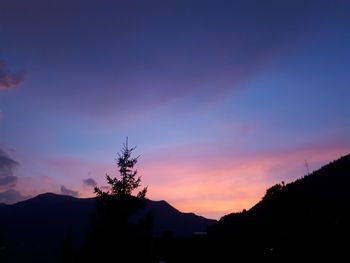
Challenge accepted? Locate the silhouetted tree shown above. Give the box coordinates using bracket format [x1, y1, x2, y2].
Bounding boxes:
[80, 138, 152, 263]
[94, 137, 147, 198]
[263, 183, 285, 200]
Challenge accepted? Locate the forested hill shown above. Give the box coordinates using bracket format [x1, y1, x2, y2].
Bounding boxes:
[208, 154, 350, 260]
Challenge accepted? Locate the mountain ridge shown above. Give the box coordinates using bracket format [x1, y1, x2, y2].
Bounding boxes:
[0, 192, 216, 262]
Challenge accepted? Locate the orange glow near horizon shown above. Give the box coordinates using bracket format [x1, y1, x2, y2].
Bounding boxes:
[138, 144, 350, 219]
[18, 143, 350, 220]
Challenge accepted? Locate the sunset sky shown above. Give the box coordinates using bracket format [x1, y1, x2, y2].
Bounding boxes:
[1, 0, 350, 219]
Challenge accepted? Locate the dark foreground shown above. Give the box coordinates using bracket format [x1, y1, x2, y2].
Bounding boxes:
[1, 154, 350, 262]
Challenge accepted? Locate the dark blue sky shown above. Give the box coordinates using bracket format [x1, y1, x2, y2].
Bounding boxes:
[1, 0, 349, 218]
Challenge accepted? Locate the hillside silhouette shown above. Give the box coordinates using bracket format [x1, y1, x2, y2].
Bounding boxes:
[208, 154, 350, 261]
[1, 154, 349, 262]
[0, 194, 215, 262]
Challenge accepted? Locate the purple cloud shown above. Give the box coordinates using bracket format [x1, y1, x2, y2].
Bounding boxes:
[0, 60, 24, 90]
[83, 178, 97, 187]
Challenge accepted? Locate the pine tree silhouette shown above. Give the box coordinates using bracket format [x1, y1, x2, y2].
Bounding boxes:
[94, 137, 147, 198]
[80, 138, 152, 263]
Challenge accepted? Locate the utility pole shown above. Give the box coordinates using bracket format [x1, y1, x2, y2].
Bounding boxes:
[304, 160, 310, 175]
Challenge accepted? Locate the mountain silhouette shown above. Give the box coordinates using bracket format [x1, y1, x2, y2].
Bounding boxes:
[208, 154, 350, 261]
[1, 154, 349, 262]
[0, 193, 215, 263]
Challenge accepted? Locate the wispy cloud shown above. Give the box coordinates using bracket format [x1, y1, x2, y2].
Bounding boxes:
[0, 0, 321, 121]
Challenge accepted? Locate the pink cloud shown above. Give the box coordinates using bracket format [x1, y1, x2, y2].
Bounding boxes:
[0, 60, 24, 90]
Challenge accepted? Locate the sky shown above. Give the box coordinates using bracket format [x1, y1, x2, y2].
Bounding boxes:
[0, 0, 350, 219]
